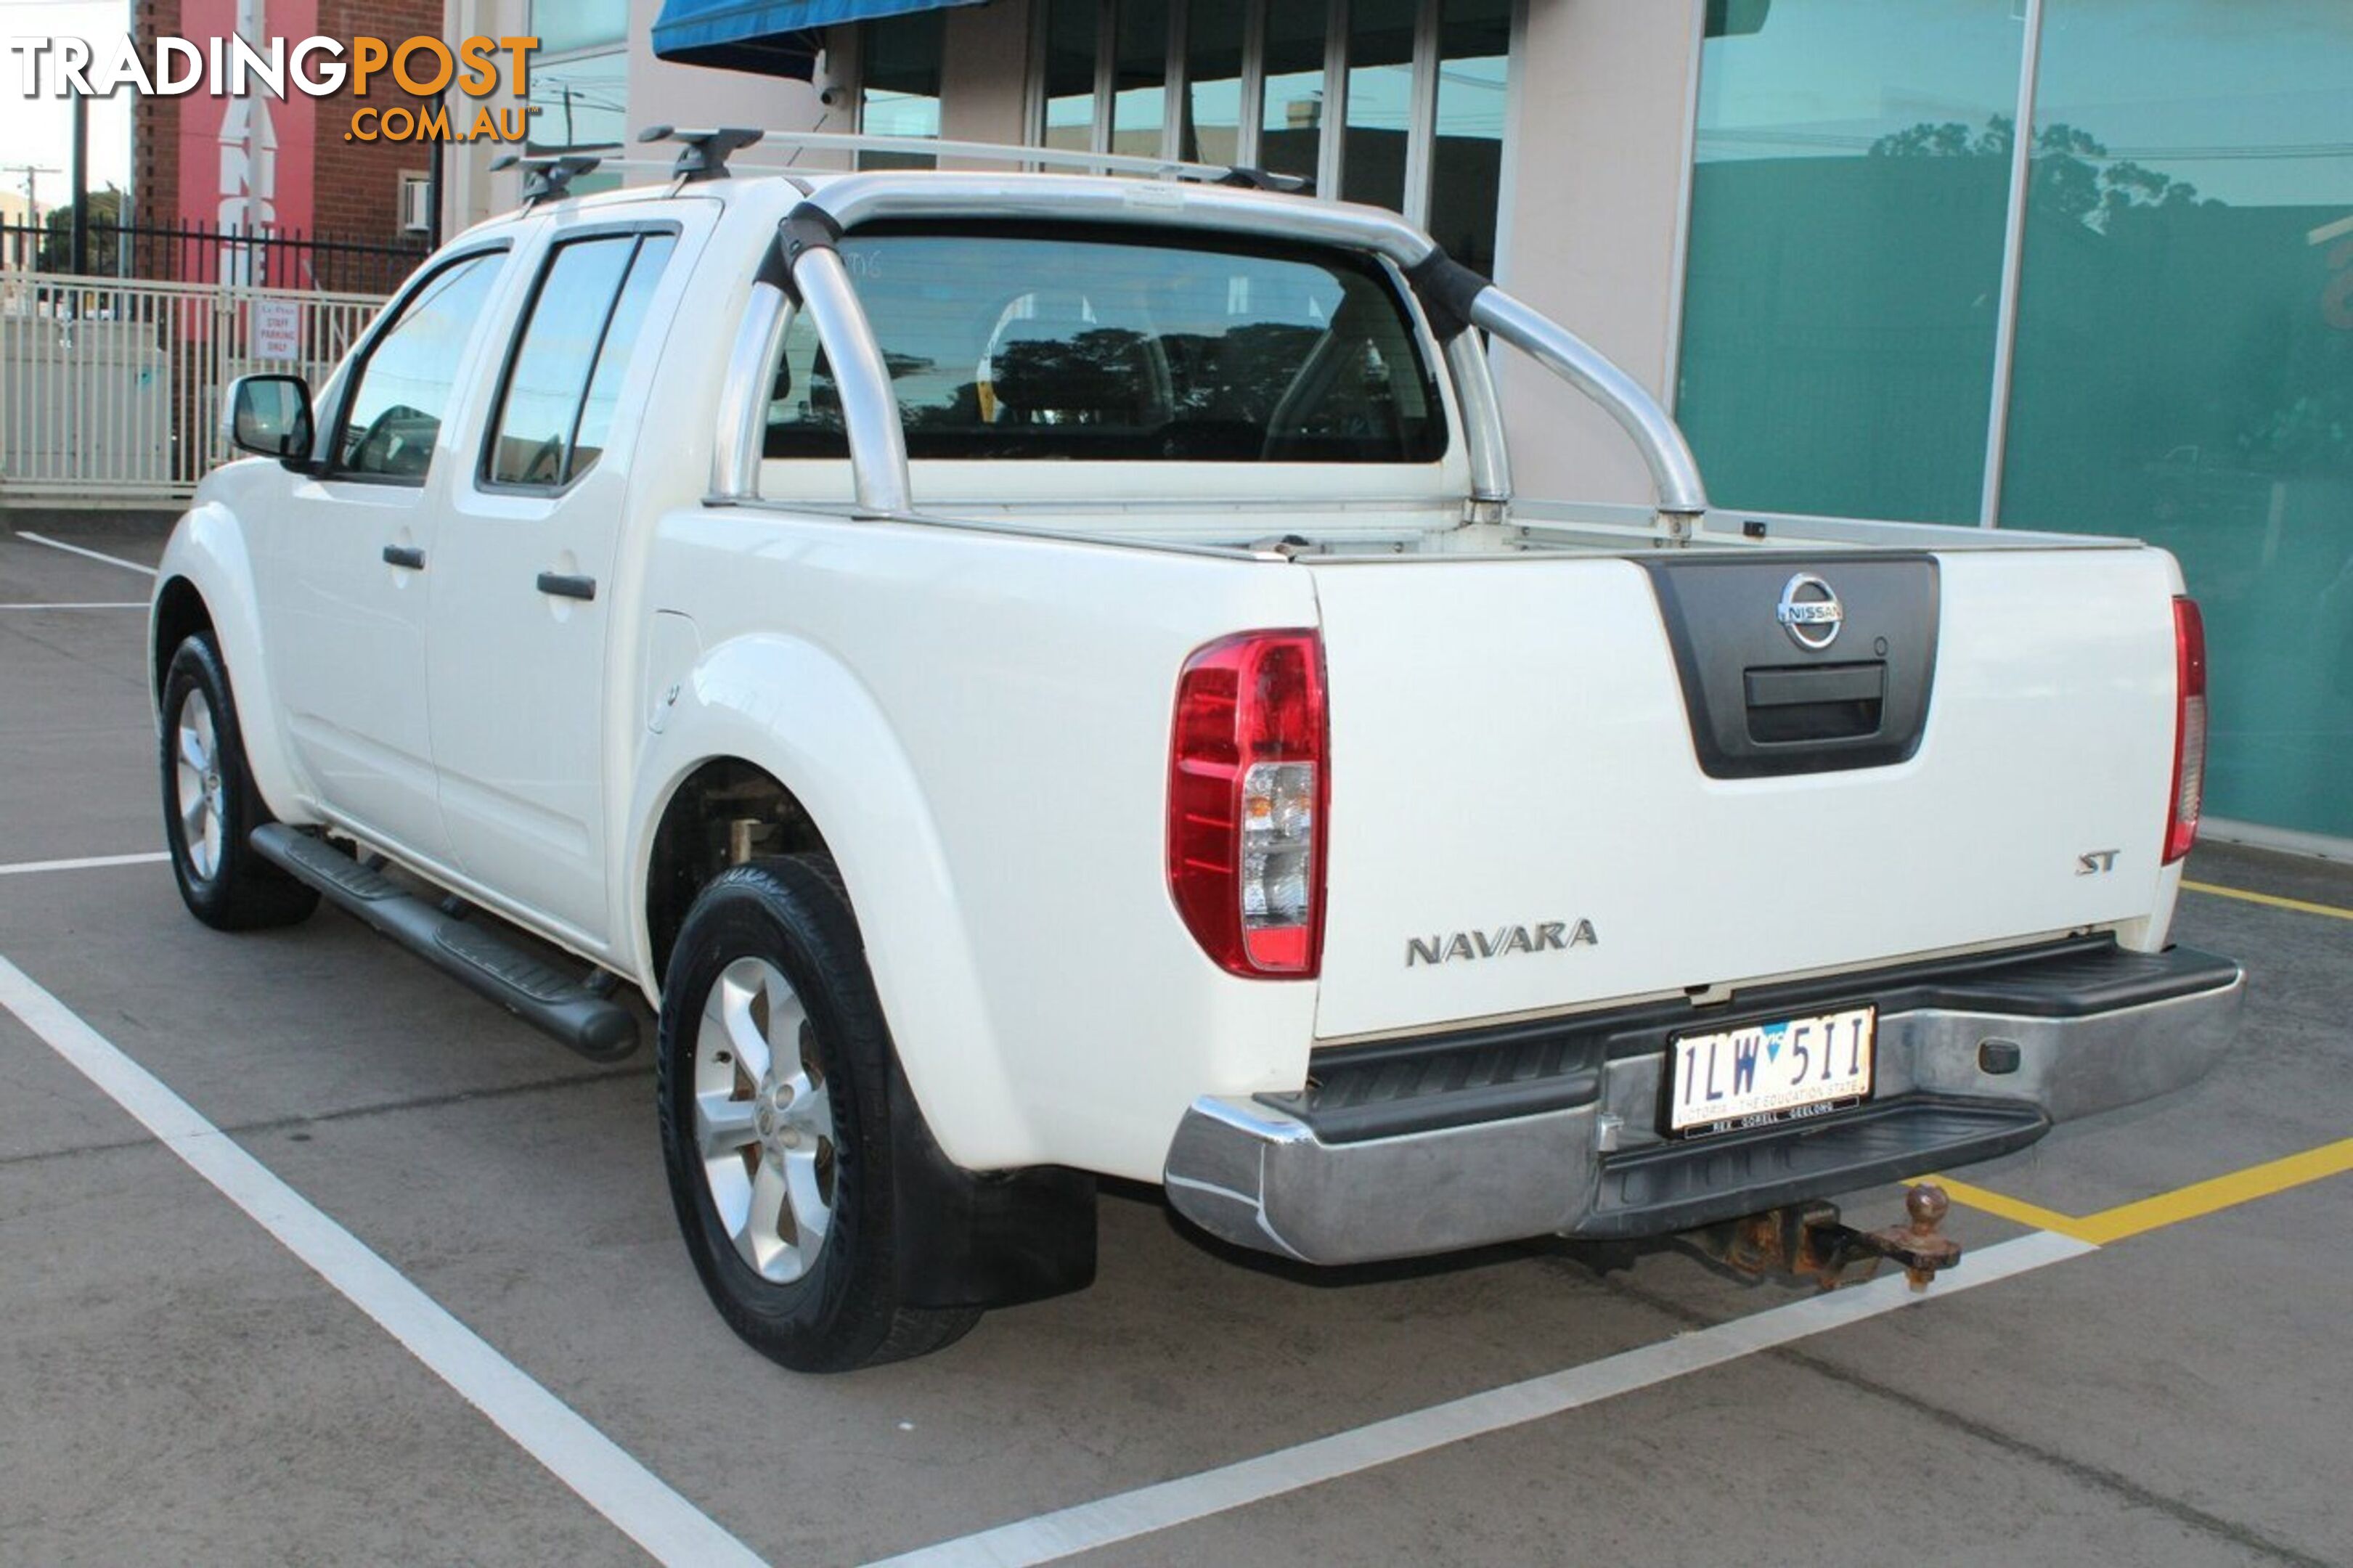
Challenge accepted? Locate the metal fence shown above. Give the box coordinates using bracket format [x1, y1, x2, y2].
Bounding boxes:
[0, 269, 386, 505]
[0, 219, 428, 295]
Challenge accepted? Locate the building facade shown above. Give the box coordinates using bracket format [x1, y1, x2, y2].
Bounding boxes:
[132, 0, 449, 255]
[495, 0, 2353, 854]
[441, 0, 844, 232]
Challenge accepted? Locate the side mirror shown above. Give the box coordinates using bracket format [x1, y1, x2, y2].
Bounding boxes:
[226, 374, 316, 465]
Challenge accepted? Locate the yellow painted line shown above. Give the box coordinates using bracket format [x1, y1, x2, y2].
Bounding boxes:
[2068, 1138, 2353, 1244]
[1941, 1136, 2353, 1246]
[1934, 1179, 2101, 1244]
[2180, 880, 2353, 922]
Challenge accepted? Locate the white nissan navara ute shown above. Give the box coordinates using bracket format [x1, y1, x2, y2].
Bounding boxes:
[150, 129, 2244, 1371]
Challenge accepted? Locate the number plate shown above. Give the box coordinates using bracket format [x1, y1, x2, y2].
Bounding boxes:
[1666, 1005, 1877, 1137]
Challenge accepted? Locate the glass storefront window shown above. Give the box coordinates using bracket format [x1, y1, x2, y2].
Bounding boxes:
[1999, 1, 2353, 840]
[1260, 1, 1329, 187]
[1342, 0, 1416, 211]
[1043, 0, 1101, 152]
[1024, 0, 1505, 258]
[530, 0, 627, 59]
[1676, 0, 2026, 524]
[1112, 0, 1170, 157]
[1429, 0, 1509, 274]
[1179, 0, 1247, 166]
[525, 52, 629, 152]
[861, 11, 946, 168]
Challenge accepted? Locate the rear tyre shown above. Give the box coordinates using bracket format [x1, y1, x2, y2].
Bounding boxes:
[159, 633, 318, 931]
[656, 854, 980, 1371]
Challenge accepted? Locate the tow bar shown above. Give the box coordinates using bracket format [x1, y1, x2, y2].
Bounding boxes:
[1685, 1184, 1962, 1292]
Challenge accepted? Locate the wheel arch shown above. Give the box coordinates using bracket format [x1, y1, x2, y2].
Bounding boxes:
[150, 575, 213, 709]
[625, 632, 1038, 1170]
[642, 756, 831, 982]
[150, 505, 309, 823]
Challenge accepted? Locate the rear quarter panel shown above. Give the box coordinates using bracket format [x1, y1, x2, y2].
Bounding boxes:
[632, 510, 1324, 1178]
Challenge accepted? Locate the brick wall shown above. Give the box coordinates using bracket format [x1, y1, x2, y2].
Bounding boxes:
[311, 0, 443, 243]
[130, 0, 179, 234]
[131, 0, 446, 245]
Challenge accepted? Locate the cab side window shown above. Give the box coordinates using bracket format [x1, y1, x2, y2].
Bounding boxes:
[336, 251, 506, 481]
[486, 232, 678, 489]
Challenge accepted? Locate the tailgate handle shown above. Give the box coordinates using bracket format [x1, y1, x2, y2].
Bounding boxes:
[1744, 662, 1886, 746]
[1744, 664, 1885, 709]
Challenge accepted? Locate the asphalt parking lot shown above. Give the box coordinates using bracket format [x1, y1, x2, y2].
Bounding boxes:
[2, 515, 2348, 1568]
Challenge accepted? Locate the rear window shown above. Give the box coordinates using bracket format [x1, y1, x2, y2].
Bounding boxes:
[765, 227, 1447, 465]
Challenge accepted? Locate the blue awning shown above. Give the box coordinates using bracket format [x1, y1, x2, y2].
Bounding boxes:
[651, 0, 984, 77]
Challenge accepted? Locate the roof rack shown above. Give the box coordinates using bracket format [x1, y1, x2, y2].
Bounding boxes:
[486, 152, 605, 204]
[630, 126, 1310, 191]
[486, 129, 1316, 215]
[639, 124, 767, 181]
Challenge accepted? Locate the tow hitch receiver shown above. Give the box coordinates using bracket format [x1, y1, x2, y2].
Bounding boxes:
[1687, 1184, 1962, 1292]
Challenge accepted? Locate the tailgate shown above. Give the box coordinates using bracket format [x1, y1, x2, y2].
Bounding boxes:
[1307, 545, 2181, 1041]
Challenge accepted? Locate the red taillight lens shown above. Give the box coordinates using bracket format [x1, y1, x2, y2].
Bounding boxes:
[1168, 630, 1328, 977]
[2165, 595, 2207, 865]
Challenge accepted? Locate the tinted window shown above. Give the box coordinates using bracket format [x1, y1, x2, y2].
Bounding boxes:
[486, 234, 674, 489]
[572, 235, 676, 472]
[765, 230, 1445, 464]
[338, 253, 505, 481]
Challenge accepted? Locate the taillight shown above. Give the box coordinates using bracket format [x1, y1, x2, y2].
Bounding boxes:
[1168, 630, 1328, 977]
[2165, 595, 2207, 865]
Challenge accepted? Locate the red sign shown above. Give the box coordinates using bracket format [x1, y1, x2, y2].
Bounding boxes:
[174, 0, 319, 273]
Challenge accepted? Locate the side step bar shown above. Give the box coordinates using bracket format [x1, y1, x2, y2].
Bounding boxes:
[251, 824, 639, 1062]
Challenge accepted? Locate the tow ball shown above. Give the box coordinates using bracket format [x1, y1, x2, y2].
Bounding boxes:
[1686, 1184, 1962, 1292]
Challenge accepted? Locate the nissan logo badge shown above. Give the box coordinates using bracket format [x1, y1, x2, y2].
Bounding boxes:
[1776, 573, 1843, 651]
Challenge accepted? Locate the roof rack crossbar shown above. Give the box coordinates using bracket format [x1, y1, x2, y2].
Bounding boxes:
[639, 124, 768, 181]
[626, 126, 1292, 186]
[1218, 168, 1314, 195]
[484, 131, 1318, 213]
[486, 152, 605, 204]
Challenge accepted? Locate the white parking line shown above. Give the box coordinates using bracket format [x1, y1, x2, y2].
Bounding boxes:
[0, 954, 767, 1568]
[15, 532, 160, 578]
[867, 1229, 2096, 1568]
[0, 852, 171, 878]
[0, 603, 149, 611]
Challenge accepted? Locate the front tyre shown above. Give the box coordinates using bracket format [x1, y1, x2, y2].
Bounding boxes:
[656, 856, 979, 1371]
[159, 633, 318, 931]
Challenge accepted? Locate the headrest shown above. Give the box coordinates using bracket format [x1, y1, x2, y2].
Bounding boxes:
[990, 322, 1156, 422]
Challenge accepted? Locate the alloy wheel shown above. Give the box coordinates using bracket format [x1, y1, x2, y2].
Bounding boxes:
[691, 955, 837, 1283]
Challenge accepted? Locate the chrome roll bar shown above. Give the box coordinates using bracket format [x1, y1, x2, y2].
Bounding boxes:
[767, 172, 1705, 528]
[711, 278, 791, 501]
[791, 242, 913, 516]
[806, 171, 1441, 264]
[1465, 290, 1708, 523]
[1445, 332, 1512, 511]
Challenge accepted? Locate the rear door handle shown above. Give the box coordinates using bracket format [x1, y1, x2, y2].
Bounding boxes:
[536, 571, 597, 602]
[383, 544, 425, 570]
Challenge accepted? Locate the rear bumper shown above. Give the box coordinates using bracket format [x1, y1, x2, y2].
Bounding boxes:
[1162, 940, 2244, 1265]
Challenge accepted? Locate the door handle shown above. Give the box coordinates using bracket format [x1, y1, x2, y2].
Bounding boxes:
[383, 544, 425, 570]
[536, 571, 597, 602]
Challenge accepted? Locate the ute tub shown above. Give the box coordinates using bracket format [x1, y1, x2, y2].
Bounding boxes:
[1162, 939, 2245, 1265]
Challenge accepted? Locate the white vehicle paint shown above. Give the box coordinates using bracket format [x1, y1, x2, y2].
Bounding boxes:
[150, 155, 2242, 1359]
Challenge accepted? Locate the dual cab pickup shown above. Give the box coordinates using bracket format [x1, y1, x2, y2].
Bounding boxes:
[152, 144, 2243, 1370]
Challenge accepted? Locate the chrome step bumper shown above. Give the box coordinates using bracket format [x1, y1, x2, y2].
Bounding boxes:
[1163, 944, 2244, 1265]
